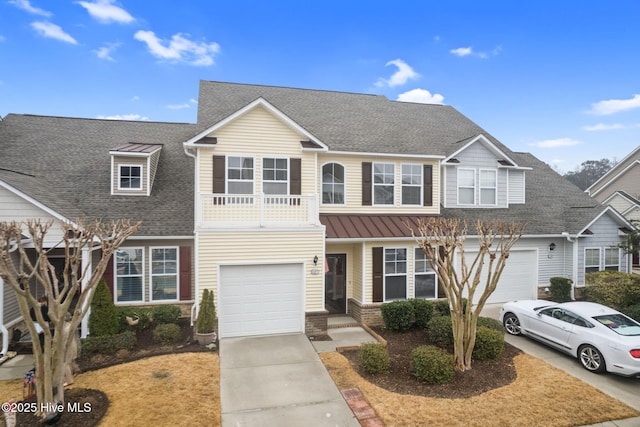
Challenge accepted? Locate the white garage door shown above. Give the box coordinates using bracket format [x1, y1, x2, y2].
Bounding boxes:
[219, 263, 304, 338]
[464, 250, 537, 304]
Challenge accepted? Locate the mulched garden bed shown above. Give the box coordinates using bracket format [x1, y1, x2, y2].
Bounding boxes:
[341, 326, 522, 399]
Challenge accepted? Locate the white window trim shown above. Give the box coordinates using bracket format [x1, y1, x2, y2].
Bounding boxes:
[226, 155, 256, 195]
[383, 247, 408, 301]
[604, 247, 621, 271]
[373, 162, 395, 206]
[114, 247, 145, 304]
[401, 163, 423, 206]
[584, 247, 602, 274]
[262, 156, 290, 195]
[457, 167, 476, 206]
[479, 168, 498, 206]
[149, 246, 180, 302]
[321, 161, 347, 206]
[413, 247, 438, 299]
[118, 164, 143, 191]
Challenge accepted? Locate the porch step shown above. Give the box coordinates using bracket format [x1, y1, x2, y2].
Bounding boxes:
[327, 316, 359, 329]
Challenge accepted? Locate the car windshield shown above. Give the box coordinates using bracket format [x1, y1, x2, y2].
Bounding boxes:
[593, 314, 640, 336]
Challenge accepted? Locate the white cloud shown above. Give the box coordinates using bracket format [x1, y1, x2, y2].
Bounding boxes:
[31, 21, 77, 44]
[588, 94, 640, 115]
[134, 30, 220, 66]
[450, 47, 472, 57]
[96, 114, 149, 121]
[397, 88, 444, 105]
[582, 123, 625, 131]
[77, 0, 134, 24]
[529, 138, 582, 148]
[9, 0, 52, 17]
[93, 42, 121, 61]
[167, 98, 197, 109]
[131, 96, 140, 101]
[375, 59, 419, 88]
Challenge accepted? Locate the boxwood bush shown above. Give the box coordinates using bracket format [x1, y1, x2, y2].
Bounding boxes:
[359, 343, 390, 374]
[472, 326, 504, 361]
[152, 323, 182, 344]
[81, 330, 136, 356]
[411, 345, 455, 384]
[152, 305, 182, 325]
[411, 299, 434, 329]
[583, 271, 640, 310]
[476, 316, 505, 333]
[622, 303, 640, 323]
[549, 277, 573, 303]
[426, 316, 453, 348]
[380, 300, 414, 332]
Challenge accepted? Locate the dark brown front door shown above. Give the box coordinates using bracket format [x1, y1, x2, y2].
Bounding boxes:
[325, 254, 346, 314]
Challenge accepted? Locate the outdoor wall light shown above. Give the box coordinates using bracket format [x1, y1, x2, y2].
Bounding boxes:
[313, 255, 319, 265]
[549, 243, 556, 251]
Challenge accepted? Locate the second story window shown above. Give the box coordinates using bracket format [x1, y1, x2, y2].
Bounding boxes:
[119, 165, 142, 190]
[480, 169, 497, 205]
[457, 168, 475, 205]
[227, 156, 254, 194]
[374, 162, 394, 205]
[322, 163, 345, 204]
[402, 164, 422, 205]
[263, 157, 288, 195]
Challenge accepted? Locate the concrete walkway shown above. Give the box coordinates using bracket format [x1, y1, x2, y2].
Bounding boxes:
[219, 333, 360, 426]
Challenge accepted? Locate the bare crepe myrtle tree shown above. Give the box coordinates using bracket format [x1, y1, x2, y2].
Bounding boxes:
[0, 219, 140, 418]
[410, 218, 525, 372]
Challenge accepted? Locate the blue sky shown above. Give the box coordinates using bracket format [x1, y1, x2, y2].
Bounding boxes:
[1, 1, 639, 173]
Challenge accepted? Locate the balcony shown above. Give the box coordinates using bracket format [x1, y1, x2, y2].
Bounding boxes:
[198, 193, 320, 227]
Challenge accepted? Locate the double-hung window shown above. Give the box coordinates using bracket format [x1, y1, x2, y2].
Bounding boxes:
[414, 248, 437, 299]
[457, 168, 475, 205]
[115, 248, 144, 303]
[150, 247, 178, 301]
[374, 163, 394, 205]
[384, 248, 407, 300]
[402, 164, 422, 205]
[604, 248, 620, 271]
[479, 169, 497, 205]
[119, 165, 142, 190]
[227, 156, 254, 195]
[263, 157, 288, 196]
[584, 248, 601, 274]
[322, 163, 345, 204]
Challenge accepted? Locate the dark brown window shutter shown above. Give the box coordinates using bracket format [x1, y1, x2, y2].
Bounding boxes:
[179, 246, 192, 301]
[212, 155, 226, 194]
[362, 162, 372, 206]
[372, 247, 383, 302]
[290, 158, 301, 195]
[423, 165, 433, 206]
[103, 254, 114, 298]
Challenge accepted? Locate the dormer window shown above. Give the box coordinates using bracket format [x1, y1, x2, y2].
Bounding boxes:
[119, 165, 142, 190]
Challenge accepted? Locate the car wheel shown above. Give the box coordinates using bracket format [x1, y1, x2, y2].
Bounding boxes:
[578, 345, 606, 373]
[503, 313, 522, 335]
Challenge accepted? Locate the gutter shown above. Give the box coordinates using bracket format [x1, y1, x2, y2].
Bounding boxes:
[562, 232, 579, 300]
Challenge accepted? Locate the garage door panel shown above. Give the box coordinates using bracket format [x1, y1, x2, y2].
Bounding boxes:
[220, 263, 304, 338]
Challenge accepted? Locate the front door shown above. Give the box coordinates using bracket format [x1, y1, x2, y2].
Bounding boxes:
[325, 254, 346, 314]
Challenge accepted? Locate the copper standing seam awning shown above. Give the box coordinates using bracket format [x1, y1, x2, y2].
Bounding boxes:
[319, 214, 439, 239]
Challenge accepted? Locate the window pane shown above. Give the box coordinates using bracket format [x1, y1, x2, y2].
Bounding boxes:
[117, 277, 143, 302]
[415, 274, 436, 299]
[152, 276, 177, 300]
[459, 188, 474, 204]
[374, 186, 394, 204]
[263, 182, 287, 194]
[385, 276, 406, 300]
[402, 186, 420, 205]
[480, 170, 496, 186]
[480, 189, 496, 205]
[459, 169, 475, 186]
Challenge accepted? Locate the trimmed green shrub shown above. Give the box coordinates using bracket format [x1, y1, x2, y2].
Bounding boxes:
[583, 271, 640, 310]
[116, 306, 154, 332]
[411, 299, 434, 329]
[81, 330, 136, 356]
[411, 345, 455, 384]
[549, 277, 572, 303]
[359, 343, 390, 374]
[472, 326, 504, 361]
[476, 316, 505, 333]
[622, 303, 640, 323]
[152, 323, 182, 344]
[196, 289, 216, 333]
[380, 300, 414, 332]
[426, 316, 453, 348]
[89, 279, 119, 337]
[434, 299, 451, 316]
[153, 305, 182, 325]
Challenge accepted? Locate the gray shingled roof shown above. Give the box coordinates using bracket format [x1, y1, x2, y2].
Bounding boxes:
[0, 114, 196, 236]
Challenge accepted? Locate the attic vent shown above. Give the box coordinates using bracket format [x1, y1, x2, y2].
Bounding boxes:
[498, 159, 514, 166]
[196, 136, 218, 144]
[447, 158, 460, 164]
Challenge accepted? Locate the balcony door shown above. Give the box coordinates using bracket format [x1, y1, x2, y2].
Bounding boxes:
[325, 254, 346, 314]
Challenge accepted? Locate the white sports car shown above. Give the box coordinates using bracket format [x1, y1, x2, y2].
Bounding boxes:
[500, 300, 640, 377]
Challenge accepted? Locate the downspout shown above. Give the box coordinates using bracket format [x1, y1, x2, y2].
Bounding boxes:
[562, 232, 578, 300]
[183, 144, 199, 325]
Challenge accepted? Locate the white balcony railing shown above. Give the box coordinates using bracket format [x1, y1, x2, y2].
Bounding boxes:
[198, 193, 319, 227]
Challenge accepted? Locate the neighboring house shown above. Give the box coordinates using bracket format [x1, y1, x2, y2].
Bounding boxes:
[585, 145, 640, 267]
[0, 81, 635, 345]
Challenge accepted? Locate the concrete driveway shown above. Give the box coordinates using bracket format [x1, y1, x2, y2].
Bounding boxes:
[219, 333, 360, 427]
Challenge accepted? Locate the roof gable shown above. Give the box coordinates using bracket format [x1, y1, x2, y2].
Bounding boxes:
[586, 145, 640, 197]
[443, 134, 523, 168]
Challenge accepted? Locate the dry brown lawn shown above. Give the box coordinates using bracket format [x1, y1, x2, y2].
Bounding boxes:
[321, 351, 640, 427]
[0, 352, 220, 426]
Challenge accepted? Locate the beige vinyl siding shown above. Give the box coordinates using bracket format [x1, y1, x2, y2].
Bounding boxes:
[112, 156, 147, 195]
[199, 106, 316, 195]
[0, 187, 66, 242]
[197, 228, 325, 311]
[317, 154, 440, 214]
[605, 193, 634, 214]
